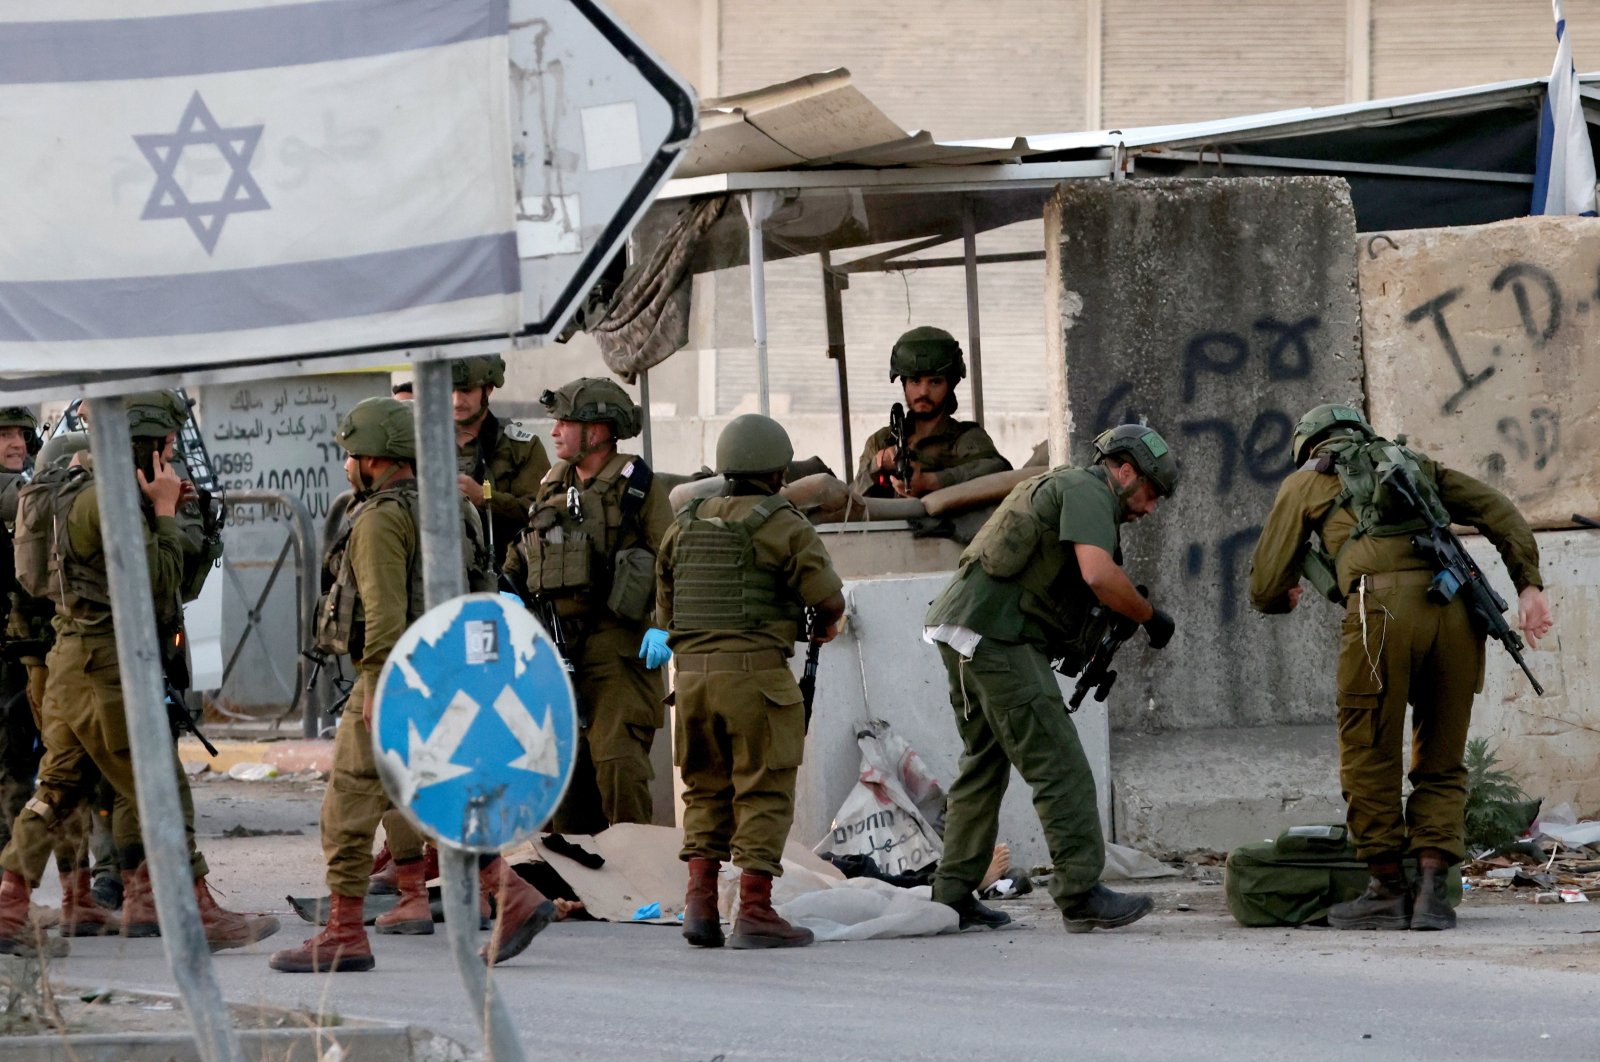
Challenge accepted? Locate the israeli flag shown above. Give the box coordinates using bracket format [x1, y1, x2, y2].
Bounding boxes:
[1532, 0, 1598, 216]
[0, 0, 520, 371]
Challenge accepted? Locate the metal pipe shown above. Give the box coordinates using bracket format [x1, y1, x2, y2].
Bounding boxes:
[819, 250, 854, 474]
[413, 359, 525, 1062]
[961, 197, 986, 425]
[743, 192, 772, 416]
[638, 369, 653, 468]
[89, 399, 241, 1062]
[222, 489, 320, 737]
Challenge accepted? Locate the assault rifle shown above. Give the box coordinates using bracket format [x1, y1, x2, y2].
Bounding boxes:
[302, 648, 352, 718]
[164, 680, 219, 757]
[1060, 603, 1142, 713]
[528, 594, 576, 675]
[1386, 466, 1544, 696]
[873, 403, 913, 492]
[798, 608, 823, 734]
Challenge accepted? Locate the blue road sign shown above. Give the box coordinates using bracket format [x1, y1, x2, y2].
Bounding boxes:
[371, 593, 577, 852]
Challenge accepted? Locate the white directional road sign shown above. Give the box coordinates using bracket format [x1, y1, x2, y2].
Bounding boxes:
[372, 593, 578, 852]
[509, 0, 698, 340]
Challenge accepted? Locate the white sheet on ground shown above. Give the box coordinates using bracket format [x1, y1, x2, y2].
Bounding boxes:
[1102, 841, 1178, 880]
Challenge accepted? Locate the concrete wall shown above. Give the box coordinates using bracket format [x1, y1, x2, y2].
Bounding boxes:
[1360, 216, 1600, 529]
[1045, 177, 1363, 734]
[786, 574, 1112, 870]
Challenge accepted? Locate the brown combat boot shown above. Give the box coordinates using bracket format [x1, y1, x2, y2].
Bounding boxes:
[1328, 861, 1411, 930]
[1410, 850, 1456, 931]
[479, 857, 554, 966]
[374, 858, 434, 935]
[268, 892, 374, 973]
[194, 877, 280, 951]
[120, 863, 159, 938]
[682, 857, 724, 948]
[59, 869, 118, 938]
[0, 870, 65, 957]
[729, 870, 812, 950]
[368, 843, 396, 895]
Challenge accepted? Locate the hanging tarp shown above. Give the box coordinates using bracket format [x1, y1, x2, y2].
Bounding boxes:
[0, 0, 520, 371]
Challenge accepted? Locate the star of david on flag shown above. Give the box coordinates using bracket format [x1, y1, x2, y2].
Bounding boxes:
[373, 594, 578, 852]
[0, 0, 521, 369]
[134, 92, 270, 255]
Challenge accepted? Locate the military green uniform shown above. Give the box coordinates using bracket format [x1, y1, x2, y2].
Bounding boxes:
[456, 412, 550, 568]
[0, 477, 208, 886]
[1248, 450, 1542, 863]
[317, 480, 444, 897]
[504, 452, 673, 832]
[657, 485, 843, 875]
[924, 466, 1132, 909]
[851, 418, 1009, 495]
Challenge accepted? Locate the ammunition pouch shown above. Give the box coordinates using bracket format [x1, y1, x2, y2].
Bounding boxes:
[1301, 548, 1344, 605]
[607, 547, 655, 624]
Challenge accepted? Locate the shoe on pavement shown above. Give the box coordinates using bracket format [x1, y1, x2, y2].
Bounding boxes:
[1060, 884, 1153, 933]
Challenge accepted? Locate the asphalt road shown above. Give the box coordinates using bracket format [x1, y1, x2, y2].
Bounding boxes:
[25, 778, 1600, 1061]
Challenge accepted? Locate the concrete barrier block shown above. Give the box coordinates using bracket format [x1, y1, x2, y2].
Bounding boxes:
[1360, 217, 1600, 529]
[1045, 177, 1361, 732]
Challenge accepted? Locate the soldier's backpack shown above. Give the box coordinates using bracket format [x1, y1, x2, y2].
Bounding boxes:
[1224, 824, 1462, 927]
[14, 465, 96, 606]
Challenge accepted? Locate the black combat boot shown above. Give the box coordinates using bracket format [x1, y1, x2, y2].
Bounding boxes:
[944, 894, 1012, 930]
[1410, 850, 1456, 931]
[1327, 861, 1411, 930]
[1060, 884, 1153, 933]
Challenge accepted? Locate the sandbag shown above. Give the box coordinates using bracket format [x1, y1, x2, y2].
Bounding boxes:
[921, 467, 1038, 516]
[668, 474, 725, 513]
[1225, 824, 1462, 927]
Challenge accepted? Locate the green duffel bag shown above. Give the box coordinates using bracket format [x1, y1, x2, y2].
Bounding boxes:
[1224, 824, 1463, 928]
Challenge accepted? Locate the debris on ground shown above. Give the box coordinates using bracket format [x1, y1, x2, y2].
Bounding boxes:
[1463, 801, 1600, 902]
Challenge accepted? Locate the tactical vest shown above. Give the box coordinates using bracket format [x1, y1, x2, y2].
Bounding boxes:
[962, 467, 1115, 668]
[1302, 435, 1450, 603]
[522, 457, 650, 601]
[670, 495, 804, 631]
[315, 484, 427, 659]
[14, 466, 103, 612]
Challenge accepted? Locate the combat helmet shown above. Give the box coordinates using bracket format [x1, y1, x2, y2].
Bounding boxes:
[0, 407, 37, 430]
[1292, 403, 1374, 465]
[123, 391, 189, 438]
[889, 326, 966, 382]
[451, 354, 506, 390]
[539, 378, 641, 440]
[37, 431, 89, 471]
[716, 414, 793, 476]
[1093, 424, 1180, 498]
[334, 397, 416, 461]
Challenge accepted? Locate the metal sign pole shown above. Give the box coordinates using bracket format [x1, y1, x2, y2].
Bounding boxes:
[412, 359, 525, 1062]
[89, 402, 242, 1062]
[743, 191, 774, 416]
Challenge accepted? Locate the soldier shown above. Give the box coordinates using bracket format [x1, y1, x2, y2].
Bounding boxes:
[852, 327, 1011, 498]
[0, 393, 277, 955]
[270, 398, 554, 974]
[5, 431, 118, 935]
[503, 378, 674, 834]
[924, 425, 1179, 933]
[452, 354, 550, 569]
[0, 406, 39, 856]
[1248, 404, 1552, 931]
[659, 414, 846, 950]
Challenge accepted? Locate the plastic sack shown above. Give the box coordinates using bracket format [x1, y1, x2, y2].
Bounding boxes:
[776, 878, 958, 941]
[813, 720, 945, 877]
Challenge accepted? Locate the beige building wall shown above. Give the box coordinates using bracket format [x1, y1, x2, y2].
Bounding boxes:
[499, 0, 1600, 479]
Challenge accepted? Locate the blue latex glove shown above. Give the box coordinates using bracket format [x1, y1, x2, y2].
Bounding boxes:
[639, 628, 672, 670]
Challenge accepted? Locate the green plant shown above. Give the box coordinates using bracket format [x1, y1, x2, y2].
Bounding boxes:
[1463, 738, 1535, 854]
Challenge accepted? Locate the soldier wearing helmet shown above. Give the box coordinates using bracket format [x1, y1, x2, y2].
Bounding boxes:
[922, 423, 1180, 936]
[502, 377, 673, 835]
[656, 414, 846, 951]
[271, 398, 554, 975]
[1249, 402, 1551, 932]
[852, 326, 1011, 498]
[450, 354, 550, 569]
[0, 394, 280, 957]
